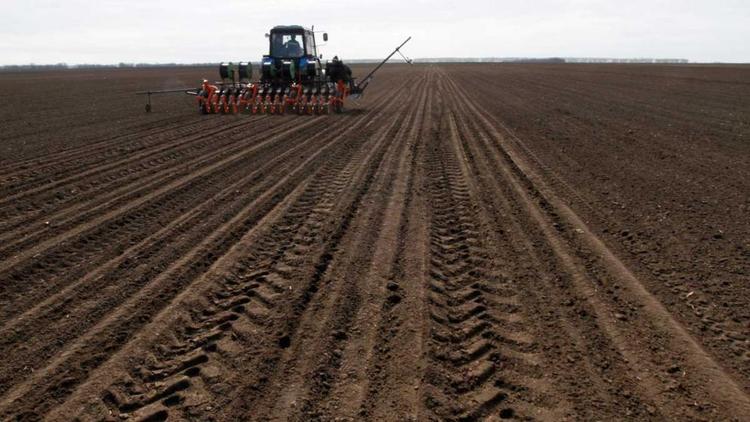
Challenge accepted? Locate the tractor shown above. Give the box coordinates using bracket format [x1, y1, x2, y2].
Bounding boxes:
[137, 26, 411, 115]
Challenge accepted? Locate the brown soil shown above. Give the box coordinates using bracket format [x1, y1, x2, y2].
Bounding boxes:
[0, 63, 748, 421]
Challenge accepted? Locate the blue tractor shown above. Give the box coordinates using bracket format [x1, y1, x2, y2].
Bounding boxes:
[196, 26, 411, 115]
[138, 26, 410, 114]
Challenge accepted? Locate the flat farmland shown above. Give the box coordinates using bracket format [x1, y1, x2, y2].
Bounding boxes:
[0, 63, 748, 421]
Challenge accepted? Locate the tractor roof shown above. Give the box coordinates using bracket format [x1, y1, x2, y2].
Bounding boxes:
[270, 25, 311, 33]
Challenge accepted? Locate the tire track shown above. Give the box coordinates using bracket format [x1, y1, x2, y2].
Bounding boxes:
[441, 69, 750, 419]
[450, 68, 750, 383]
[257, 69, 431, 422]
[438, 76, 639, 419]
[0, 118, 328, 321]
[446, 109, 640, 419]
[353, 72, 435, 422]
[0, 115, 334, 324]
[219, 83, 419, 422]
[52, 82, 414, 421]
[0, 109, 368, 388]
[420, 106, 561, 421]
[0, 78, 407, 309]
[0, 76, 415, 421]
[0, 118, 329, 403]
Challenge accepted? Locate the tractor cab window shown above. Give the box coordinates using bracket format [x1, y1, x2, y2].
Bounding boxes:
[306, 33, 316, 56]
[271, 33, 305, 58]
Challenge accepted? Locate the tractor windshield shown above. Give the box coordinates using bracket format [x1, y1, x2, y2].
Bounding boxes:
[270, 33, 305, 58]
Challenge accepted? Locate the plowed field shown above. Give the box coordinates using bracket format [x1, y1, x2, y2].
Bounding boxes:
[1, 64, 749, 421]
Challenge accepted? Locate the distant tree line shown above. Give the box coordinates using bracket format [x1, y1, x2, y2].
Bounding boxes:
[0, 62, 217, 72]
[564, 58, 689, 64]
[415, 57, 688, 64]
[0, 63, 70, 72]
[414, 58, 566, 64]
[0, 57, 691, 72]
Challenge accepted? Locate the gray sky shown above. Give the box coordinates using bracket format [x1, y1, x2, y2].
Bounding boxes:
[2, 0, 749, 65]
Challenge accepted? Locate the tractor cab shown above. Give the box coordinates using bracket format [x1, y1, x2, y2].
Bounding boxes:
[261, 25, 325, 85]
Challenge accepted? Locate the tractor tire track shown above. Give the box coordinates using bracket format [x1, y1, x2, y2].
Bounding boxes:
[0, 76, 416, 421]
[437, 77, 637, 419]
[0, 118, 329, 404]
[352, 73, 435, 422]
[47, 77, 416, 422]
[419, 100, 563, 421]
[0, 77, 410, 318]
[0, 109, 372, 391]
[452, 69, 750, 385]
[441, 69, 750, 419]
[0, 114, 339, 327]
[221, 78, 421, 422]
[449, 119, 636, 419]
[0, 117, 328, 322]
[254, 69, 432, 422]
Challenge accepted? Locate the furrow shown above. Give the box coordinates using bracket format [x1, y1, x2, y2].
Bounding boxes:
[267, 70, 432, 421]
[0, 116, 221, 178]
[0, 117, 258, 208]
[0, 116, 288, 255]
[220, 82, 418, 422]
[0, 110, 367, 388]
[0, 116, 224, 183]
[6, 76, 413, 421]
[0, 118, 327, 321]
[354, 68, 437, 422]
[0, 117, 272, 235]
[420, 88, 559, 421]
[441, 69, 750, 419]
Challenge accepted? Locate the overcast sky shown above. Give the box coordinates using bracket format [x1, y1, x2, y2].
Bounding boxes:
[2, 0, 748, 65]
